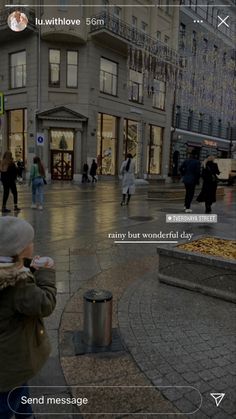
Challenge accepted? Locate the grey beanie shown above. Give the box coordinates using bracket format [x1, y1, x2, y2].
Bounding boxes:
[0, 216, 34, 257]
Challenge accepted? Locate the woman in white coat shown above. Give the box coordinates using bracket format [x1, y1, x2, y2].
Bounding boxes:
[120, 153, 135, 206]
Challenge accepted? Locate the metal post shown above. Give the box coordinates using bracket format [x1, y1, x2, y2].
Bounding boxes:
[83, 289, 113, 347]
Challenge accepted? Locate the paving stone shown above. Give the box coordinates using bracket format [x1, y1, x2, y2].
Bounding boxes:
[161, 387, 184, 402]
[199, 370, 216, 382]
[212, 411, 233, 419]
[182, 372, 200, 383]
[193, 381, 211, 394]
[200, 400, 221, 417]
[211, 366, 228, 378]
[221, 399, 236, 416]
[184, 390, 202, 407]
[174, 397, 197, 414]
[190, 410, 210, 419]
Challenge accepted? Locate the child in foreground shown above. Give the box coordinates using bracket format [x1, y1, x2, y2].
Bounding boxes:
[0, 216, 57, 419]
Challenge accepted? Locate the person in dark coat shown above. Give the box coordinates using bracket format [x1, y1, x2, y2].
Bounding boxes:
[197, 156, 220, 213]
[180, 151, 201, 213]
[90, 159, 98, 182]
[82, 163, 90, 183]
[0, 151, 21, 213]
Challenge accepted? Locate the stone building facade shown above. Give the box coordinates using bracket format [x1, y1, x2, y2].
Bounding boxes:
[0, 0, 180, 180]
[171, 0, 236, 176]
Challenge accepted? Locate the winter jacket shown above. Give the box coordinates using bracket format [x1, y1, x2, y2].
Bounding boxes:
[120, 158, 136, 195]
[0, 263, 56, 391]
[0, 162, 18, 184]
[180, 158, 201, 185]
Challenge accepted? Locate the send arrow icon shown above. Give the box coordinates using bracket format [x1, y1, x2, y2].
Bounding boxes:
[210, 393, 225, 407]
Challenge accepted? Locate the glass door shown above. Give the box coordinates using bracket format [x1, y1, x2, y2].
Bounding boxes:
[50, 129, 74, 180]
[51, 151, 73, 180]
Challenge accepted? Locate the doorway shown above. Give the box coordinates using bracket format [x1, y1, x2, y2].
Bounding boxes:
[50, 129, 74, 180]
[51, 151, 73, 180]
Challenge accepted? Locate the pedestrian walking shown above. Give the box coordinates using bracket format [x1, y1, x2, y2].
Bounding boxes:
[17, 159, 25, 183]
[197, 156, 220, 213]
[82, 162, 90, 183]
[0, 151, 21, 213]
[90, 159, 98, 182]
[0, 216, 56, 419]
[30, 156, 46, 210]
[180, 151, 201, 213]
[120, 153, 135, 206]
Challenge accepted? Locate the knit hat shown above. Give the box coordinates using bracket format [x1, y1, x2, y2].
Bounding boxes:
[0, 216, 34, 257]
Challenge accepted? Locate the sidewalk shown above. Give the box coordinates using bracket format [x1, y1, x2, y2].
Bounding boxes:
[1, 182, 235, 418]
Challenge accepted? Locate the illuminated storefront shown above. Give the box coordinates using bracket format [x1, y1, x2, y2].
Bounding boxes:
[123, 119, 138, 162]
[7, 109, 27, 163]
[97, 113, 118, 175]
[147, 125, 163, 175]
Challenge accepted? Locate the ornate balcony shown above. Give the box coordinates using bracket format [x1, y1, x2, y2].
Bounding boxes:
[0, 7, 36, 43]
[90, 12, 179, 67]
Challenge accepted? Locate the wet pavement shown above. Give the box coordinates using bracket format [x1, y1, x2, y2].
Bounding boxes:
[1, 181, 235, 418]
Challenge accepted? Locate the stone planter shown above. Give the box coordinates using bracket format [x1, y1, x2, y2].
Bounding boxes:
[157, 237, 236, 303]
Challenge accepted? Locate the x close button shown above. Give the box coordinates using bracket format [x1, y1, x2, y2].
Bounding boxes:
[217, 15, 229, 28]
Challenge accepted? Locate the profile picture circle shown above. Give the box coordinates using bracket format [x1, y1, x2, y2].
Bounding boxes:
[8, 10, 28, 32]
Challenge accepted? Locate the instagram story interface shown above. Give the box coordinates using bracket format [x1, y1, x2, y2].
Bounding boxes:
[0, 0, 235, 418]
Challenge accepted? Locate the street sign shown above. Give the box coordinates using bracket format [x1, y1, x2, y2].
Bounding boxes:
[36, 133, 44, 146]
[0, 93, 4, 115]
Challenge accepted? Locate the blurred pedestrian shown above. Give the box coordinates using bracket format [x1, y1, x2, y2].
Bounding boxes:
[197, 156, 220, 213]
[30, 156, 46, 210]
[82, 162, 90, 183]
[180, 151, 201, 213]
[0, 216, 56, 419]
[120, 153, 135, 206]
[90, 159, 98, 182]
[0, 151, 21, 213]
[17, 159, 25, 183]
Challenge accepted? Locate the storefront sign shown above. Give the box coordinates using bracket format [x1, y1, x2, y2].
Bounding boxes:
[36, 133, 45, 146]
[203, 139, 217, 147]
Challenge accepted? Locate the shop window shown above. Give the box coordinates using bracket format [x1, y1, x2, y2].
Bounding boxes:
[67, 51, 78, 88]
[50, 129, 74, 150]
[100, 58, 118, 96]
[129, 69, 143, 103]
[152, 79, 166, 110]
[97, 113, 117, 175]
[123, 119, 138, 167]
[9, 50, 26, 89]
[147, 125, 163, 175]
[49, 49, 60, 87]
[8, 109, 27, 163]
